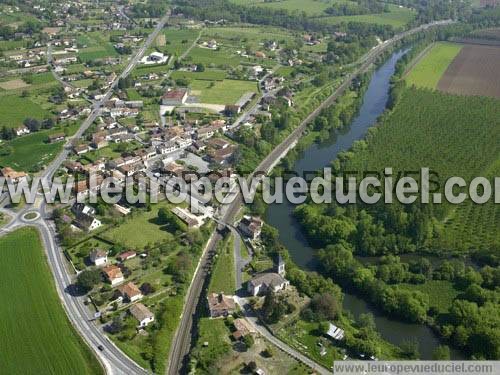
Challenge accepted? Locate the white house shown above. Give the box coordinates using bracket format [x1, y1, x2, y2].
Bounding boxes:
[326, 323, 345, 341]
[75, 212, 102, 231]
[129, 303, 155, 328]
[89, 249, 108, 266]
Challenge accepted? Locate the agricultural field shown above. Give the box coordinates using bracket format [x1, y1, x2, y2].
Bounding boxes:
[320, 5, 416, 28]
[405, 42, 463, 89]
[77, 32, 119, 62]
[230, 0, 335, 16]
[342, 87, 500, 250]
[190, 79, 258, 105]
[0, 228, 102, 375]
[437, 44, 500, 98]
[162, 28, 201, 56]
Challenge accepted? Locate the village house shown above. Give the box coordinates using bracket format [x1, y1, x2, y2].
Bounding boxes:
[232, 318, 257, 340]
[73, 144, 90, 155]
[118, 282, 143, 302]
[103, 265, 124, 286]
[238, 216, 263, 240]
[0, 167, 28, 184]
[161, 88, 189, 106]
[326, 322, 345, 341]
[129, 303, 155, 328]
[74, 211, 102, 231]
[117, 251, 137, 262]
[47, 133, 66, 143]
[89, 249, 108, 266]
[207, 292, 236, 318]
[171, 207, 200, 228]
[14, 126, 30, 136]
[156, 141, 178, 155]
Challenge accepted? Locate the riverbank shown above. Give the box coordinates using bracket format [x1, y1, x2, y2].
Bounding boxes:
[264, 48, 467, 360]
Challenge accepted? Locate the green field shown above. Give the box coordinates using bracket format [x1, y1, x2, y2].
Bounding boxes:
[208, 237, 235, 294]
[163, 28, 201, 56]
[231, 0, 333, 15]
[0, 124, 78, 171]
[171, 69, 227, 81]
[77, 32, 119, 62]
[191, 79, 258, 105]
[0, 94, 50, 128]
[405, 42, 463, 89]
[318, 4, 416, 27]
[0, 228, 102, 374]
[186, 46, 244, 67]
[103, 202, 177, 249]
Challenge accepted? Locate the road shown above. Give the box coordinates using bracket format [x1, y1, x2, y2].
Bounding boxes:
[1, 10, 172, 375]
[166, 19, 455, 375]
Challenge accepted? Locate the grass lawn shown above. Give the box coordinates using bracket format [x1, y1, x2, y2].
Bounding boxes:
[0, 94, 50, 128]
[192, 317, 232, 368]
[187, 46, 243, 67]
[0, 123, 79, 171]
[171, 69, 227, 81]
[0, 228, 102, 374]
[191, 79, 258, 105]
[103, 202, 176, 249]
[209, 237, 235, 294]
[405, 42, 463, 89]
[163, 28, 201, 57]
[399, 280, 460, 313]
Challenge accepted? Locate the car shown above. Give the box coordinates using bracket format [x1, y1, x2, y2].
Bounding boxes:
[97, 345, 104, 351]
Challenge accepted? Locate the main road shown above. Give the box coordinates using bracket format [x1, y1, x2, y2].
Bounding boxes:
[166, 19, 455, 375]
[2, 9, 172, 375]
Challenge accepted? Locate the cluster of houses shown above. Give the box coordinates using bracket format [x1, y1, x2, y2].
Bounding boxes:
[87, 245, 155, 328]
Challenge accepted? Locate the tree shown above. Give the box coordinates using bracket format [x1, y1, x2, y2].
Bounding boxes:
[400, 338, 420, 359]
[76, 268, 101, 292]
[310, 293, 339, 321]
[158, 207, 183, 232]
[432, 345, 450, 360]
[243, 334, 254, 349]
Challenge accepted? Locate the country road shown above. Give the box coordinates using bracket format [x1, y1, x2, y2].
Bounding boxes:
[166, 19, 455, 375]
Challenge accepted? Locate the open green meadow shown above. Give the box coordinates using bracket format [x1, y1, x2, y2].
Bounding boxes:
[163, 28, 201, 56]
[208, 237, 235, 294]
[320, 4, 416, 28]
[0, 123, 79, 171]
[190, 79, 258, 105]
[230, 0, 333, 15]
[102, 201, 178, 249]
[0, 94, 50, 128]
[0, 228, 102, 375]
[405, 42, 462, 89]
[171, 69, 227, 81]
[77, 32, 119, 62]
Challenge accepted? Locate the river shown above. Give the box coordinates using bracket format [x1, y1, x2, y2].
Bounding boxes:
[266, 49, 464, 359]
